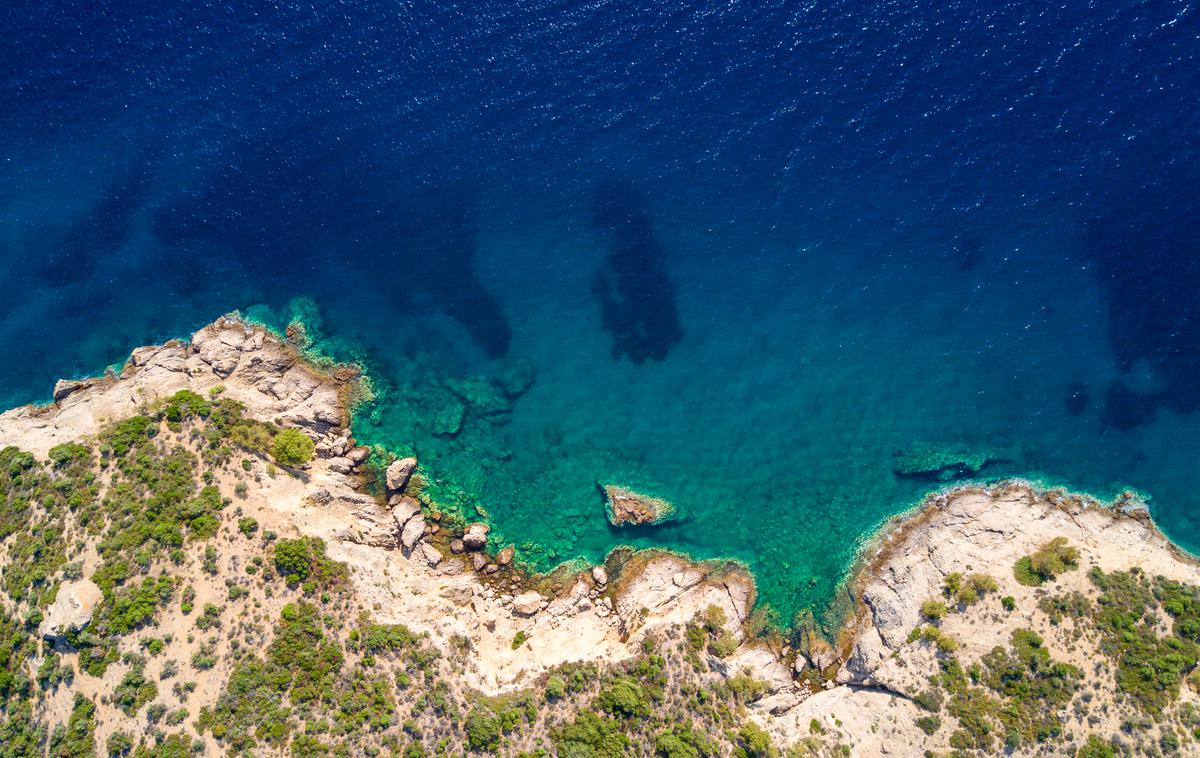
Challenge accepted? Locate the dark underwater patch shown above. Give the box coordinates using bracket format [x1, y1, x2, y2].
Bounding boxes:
[40, 163, 153, 287]
[1064, 382, 1089, 417]
[1084, 171, 1200, 432]
[590, 177, 684, 364]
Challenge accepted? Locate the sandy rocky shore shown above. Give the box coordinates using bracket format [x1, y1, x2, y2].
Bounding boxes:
[3, 314, 1199, 754]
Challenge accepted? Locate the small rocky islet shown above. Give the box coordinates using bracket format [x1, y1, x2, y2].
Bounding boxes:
[2, 316, 1200, 756]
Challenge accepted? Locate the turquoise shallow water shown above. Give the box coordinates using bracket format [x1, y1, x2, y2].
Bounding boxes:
[3, 0, 1200, 632]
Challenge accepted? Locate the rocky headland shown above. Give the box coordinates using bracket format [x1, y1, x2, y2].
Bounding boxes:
[2, 315, 1199, 756]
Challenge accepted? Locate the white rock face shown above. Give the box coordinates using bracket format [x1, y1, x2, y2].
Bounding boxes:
[41, 580, 103, 641]
[591, 565, 608, 586]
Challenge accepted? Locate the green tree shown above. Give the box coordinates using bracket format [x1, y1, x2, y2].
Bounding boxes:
[272, 429, 314, 466]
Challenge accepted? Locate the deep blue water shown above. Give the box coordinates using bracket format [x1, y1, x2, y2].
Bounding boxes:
[2, 0, 1199, 625]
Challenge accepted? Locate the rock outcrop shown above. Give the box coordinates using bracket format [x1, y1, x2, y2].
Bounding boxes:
[40, 580, 103, 643]
[602, 485, 677, 527]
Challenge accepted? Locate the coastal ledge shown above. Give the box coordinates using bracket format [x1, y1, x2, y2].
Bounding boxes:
[4, 314, 1200, 755]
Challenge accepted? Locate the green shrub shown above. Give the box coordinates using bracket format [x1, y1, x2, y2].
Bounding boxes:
[46, 694, 96, 757]
[552, 712, 629, 758]
[915, 715, 941, 735]
[113, 664, 157, 715]
[1001, 595, 1016, 612]
[1076, 735, 1119, 757]
[465, 707, 501, 752]
[1014, 538, 1079, 586]
[654, 723, 718, 758]
[272, 429, 315, 466]
[1090, 568, 1199, 713]
[920, 599, 948, 621]
[544, 676, 566, 701]
[511, 630, 529, 650]
[733, 721, 775, 758]
[162, 390, 211, 423]
[597, 676, 650, 718]
[107, 730, 134, 756]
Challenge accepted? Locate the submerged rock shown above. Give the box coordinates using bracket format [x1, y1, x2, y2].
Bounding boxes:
[497, 359, 536, 398]
[41, 580, 103, 643]
[433, 399, 466, 436]
[602, 485, 677, 527]
[445, 376, 513, 425]
[892, 444, 1005, 482]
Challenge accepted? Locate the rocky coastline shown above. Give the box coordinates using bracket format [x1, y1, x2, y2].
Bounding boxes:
[4, 314, 1200, 755]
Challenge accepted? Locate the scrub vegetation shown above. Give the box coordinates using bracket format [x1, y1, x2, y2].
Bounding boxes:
[0, 395, 816, 757]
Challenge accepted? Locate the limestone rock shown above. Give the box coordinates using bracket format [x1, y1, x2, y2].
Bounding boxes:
[450, 539, 465, 554]
[592, 565, 608, 586]
[708, 645, 793, 693]
[41, 580, 103, 642]
[471, 553, 487, 572]
[346, 446, 370, 465]
[512, 590, 545, 616]
[497, 546, 514, 566]
[602, 485, 676, 527]
[386, 457, 417, 492]
[400, 514, 426, 551]
[52, 379, 89, 404]
[463, 523, 490, 551]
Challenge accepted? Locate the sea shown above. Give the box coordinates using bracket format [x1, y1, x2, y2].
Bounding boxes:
[2, 0, 1198, 630]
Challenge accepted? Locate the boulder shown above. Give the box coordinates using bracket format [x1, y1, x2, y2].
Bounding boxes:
[400, 514, 426, 551]
[41, 580, 103, 642]
[512, 590, 545, 617]
[591, 565, 609, 586]
[327, 457, 354, 474]
[450, 539, 465, 554]
[496, 546, 515, 566]
[386, 457, 418, 492]
[602, 485, 676, 527]
[471, 553, 487, 572]
[390, 495, 421, 531]
[346, 446, 370, 465]
[462, 523, 490, 551]
[418, 543, 442, 568]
